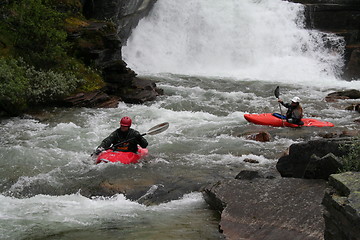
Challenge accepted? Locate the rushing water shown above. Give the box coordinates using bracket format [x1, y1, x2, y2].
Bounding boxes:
[1, 0, 360, 239]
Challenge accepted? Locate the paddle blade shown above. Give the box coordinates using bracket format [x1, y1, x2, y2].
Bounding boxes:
[274, 86, 280, 98]
[146, 122, 169, 135]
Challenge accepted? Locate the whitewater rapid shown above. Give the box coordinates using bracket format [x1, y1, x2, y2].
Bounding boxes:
[1, 1, 360, 239]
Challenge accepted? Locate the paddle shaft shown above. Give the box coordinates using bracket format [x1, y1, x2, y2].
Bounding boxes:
[274, 86, 284, 116]
[109, 133, 146, 150]
[106, 122, 169, 150]
[274, 86, 285, 126]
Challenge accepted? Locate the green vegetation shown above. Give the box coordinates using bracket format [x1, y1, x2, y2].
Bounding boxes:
[0, 0, 105, 116]
[0, 57, 83, 115]
[340, 140, 360, 172]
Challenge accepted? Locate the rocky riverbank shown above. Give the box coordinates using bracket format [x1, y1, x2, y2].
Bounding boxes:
[62, 0, 161, 108]
[0, 1, 161, 117]
[323, 172, 360, 240]
[203, 137, 360, 240]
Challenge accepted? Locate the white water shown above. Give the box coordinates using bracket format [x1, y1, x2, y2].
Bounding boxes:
[123, 0, 358, 87]
[0, 192, 213, 240]
[1, 1, 360, 239]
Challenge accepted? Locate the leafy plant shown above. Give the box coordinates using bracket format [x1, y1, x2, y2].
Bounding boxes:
[6, 0, 69, 69]
[340, 139, 360, 172]
[0, 57, 83, 115]
[0, 0, 108, 116]
[0, 57, 30, 115]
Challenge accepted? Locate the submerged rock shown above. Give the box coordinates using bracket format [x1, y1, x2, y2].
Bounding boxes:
[203, 177, 327, 240]
[237, 131, 271, 142]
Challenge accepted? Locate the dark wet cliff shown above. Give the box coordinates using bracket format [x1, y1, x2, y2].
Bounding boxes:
[288, 0, 360, 80]
[63, 0, 160, 108]
[82, 0, 157, 44]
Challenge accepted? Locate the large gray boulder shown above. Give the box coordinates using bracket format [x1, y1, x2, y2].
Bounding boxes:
[204, 176, 327, 240]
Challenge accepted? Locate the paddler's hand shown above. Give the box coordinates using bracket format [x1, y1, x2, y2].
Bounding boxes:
[278, 99, 283, 103]
[94, 147, 105, 155]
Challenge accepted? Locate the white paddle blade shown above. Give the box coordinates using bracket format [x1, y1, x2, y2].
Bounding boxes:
[146, 122, 169, 135]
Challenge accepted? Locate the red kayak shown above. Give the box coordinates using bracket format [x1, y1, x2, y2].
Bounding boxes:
[96, 147, 149, 164]
[244, 113, 334, 127]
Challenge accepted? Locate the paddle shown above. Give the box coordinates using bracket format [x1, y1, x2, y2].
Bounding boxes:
[107, 122, 170, 150]
[274, 86, 283, 116]
[274, 86, 286, 126]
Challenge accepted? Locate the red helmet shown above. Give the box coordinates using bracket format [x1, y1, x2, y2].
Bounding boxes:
[120, 116, 132, 127]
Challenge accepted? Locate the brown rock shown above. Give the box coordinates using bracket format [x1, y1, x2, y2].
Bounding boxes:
[63, 90, 120, 108]
[245, 131, 271, 142]
[119, 78, 162, 104]
[243, 158, 260, 164]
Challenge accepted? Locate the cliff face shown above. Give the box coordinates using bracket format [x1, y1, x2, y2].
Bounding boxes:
[65, 0, 161, 107]
[82, 0, 157, 44]
[288, 0, 360, 80]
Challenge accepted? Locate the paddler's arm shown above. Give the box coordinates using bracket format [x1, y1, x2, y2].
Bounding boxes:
[278, 99, 290, 108]
[98, 130, 118, 149]
[135, 131, 148, 148]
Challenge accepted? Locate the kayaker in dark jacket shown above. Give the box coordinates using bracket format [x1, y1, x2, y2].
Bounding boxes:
[94, 116, 148, 155]
[278, 96, 304, 125]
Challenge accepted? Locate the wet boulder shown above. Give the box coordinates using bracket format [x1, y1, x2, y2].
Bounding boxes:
[203, 177, 327, 240]
[322, 172, 360, 240]
[235, 170, 277, 180]
[276, 138, 356, 179]
[325, 89, 360, 102]
[62, 90, 120, 108]
[118, 78, 163, 104]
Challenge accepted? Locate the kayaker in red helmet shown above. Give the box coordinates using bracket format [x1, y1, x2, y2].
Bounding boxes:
[278, 96, 304, 125]
[94, 116, 148, 155]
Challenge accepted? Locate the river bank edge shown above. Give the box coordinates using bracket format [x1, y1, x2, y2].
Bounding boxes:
[203, 137, 360, 240]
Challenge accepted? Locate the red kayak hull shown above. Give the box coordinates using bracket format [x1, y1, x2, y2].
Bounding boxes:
[244, 113, 334, 127]
[96, 147, 148, 164]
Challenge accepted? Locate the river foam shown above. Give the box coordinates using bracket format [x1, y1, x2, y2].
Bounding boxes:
[124, 0, 347, 85]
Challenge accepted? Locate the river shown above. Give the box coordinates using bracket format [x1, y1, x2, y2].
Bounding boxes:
[1, 0, 360, 239]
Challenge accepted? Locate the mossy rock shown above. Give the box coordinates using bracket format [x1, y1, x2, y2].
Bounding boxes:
[329, 172, 360, 196]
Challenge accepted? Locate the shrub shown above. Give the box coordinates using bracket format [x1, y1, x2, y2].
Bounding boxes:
[0, 57, 83, 115]
[5, 0, 69, 69]
[340, 139, 360, 172]
[0, 1, 107, 115]
[0, 57, 29, 115]
[26, 66, 83, 103]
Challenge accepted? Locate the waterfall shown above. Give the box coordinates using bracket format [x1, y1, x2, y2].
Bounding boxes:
[123, 0, 345, 83]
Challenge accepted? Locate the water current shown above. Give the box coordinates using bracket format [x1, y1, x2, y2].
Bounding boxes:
[1, 0, 360, 239]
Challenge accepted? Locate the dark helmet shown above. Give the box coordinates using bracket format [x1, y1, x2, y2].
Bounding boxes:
[120, 116, 132, 127]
